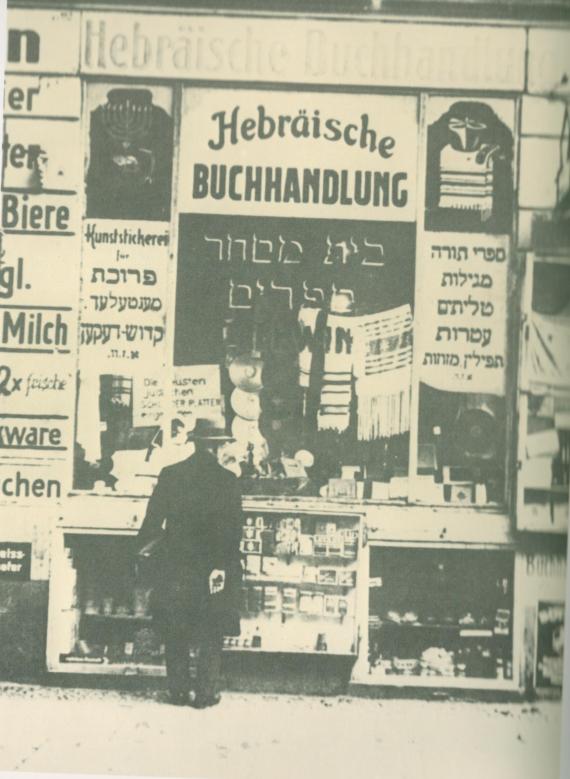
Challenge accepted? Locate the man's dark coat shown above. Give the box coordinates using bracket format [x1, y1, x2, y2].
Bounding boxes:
[137, 451, 243, 636]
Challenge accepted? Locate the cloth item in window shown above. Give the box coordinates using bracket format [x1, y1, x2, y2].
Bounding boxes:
[528, 312, 570, 390]
[298, 306, 321, 389]
[76, 370, 102, 464]
[438, 144, 496, 218]
[317, 315, 354, 433]
[353, 304, 413, 441]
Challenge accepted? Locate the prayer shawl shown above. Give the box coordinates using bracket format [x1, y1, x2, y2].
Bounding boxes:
[353, 305, 413, 441]
[298, 306, 321, 389]
[317, 314, 354, 433]
[439, 145, 494, 216]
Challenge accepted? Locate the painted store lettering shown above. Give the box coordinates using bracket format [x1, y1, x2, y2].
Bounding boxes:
[2, 194, 70, 232]
[6, 84, 40, 112]
[0, 423, 62, 449]
[7, 29, 40, 65]
[1, 310, 68, 348]
[3, 133, 42, 171]
[85, 20, 288, 77]
[0, 469, 61, 498]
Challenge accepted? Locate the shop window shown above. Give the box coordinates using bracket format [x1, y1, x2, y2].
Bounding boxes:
[74, 373, 166, 495]
[368, 547, 514, 684]
[517, 255, 570, 532]
[414, 386, 506, 505]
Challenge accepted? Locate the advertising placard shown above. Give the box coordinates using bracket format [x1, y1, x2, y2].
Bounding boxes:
[178, 88, 418, 221]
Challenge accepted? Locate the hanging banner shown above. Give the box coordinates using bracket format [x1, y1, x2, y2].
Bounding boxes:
[178, 88, 418, 221]
[415, 233, 508, 394]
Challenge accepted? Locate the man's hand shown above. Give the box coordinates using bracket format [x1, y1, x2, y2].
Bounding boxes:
[209, 569, 225, 595]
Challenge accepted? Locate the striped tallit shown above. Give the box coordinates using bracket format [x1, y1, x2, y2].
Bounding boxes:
[353, 305, 413, 441]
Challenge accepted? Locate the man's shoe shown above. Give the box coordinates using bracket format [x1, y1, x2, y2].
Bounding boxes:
[169, 691, 190, 706]
[191, 693, 221, 709]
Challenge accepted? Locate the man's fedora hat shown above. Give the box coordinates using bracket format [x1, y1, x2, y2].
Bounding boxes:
[187, 417, 233, 441]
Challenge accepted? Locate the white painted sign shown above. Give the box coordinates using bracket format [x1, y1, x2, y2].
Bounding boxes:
[6, 10, 80, 75]
[179, 88, 418, 220]
[81, 13, 526, 91]
[3, 76, 81, 119]
[416, 233, 509, 395]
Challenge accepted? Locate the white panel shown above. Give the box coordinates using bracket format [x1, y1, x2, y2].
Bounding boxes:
[521, 95, 567, 138]
[6, 9, 80, 75]
[528, 28, 570, 96]
[519, 137, 561, 210]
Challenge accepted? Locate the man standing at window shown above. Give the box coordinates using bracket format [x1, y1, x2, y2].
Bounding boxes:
[138, 418, 242, 707]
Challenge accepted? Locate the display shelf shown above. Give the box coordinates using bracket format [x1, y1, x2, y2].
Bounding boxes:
[245, 576, 355, 589]
[82, 613, 153, 623]
[53, 660, 166, 677]
[47, 508, 363, 674]
[353, 674, 518, 691]
[370, 622, 497, 636]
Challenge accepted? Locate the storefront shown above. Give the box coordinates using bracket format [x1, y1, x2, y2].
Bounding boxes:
[1, 1, 568, 695]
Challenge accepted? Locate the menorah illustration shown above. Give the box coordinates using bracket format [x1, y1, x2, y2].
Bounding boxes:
[100, 89, 155, 146]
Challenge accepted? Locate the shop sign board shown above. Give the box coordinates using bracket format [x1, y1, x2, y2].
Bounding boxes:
[0, 541, 32, 580]
[179, 88, 418, 221]
[81, 13, 526, 92]
[6, 10, 80, 75]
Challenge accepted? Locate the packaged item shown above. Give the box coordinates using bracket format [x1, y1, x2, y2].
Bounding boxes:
[338, 569, 356, 587]
[243, 527, 260, 541]
[318, 568, 338, 585]
[255, 515, 265, 529]
[313, 535, 328, 556]
[338, 598, 349, 616]
[260, 529, 276, 555]
[245, 555, 262, 576]
[298, 535, 314, 556]
[311, 593, 324, 615]
[303, 565, 319, 583]
[263, 586, 280, 612]
[324, 596, 339, 616]
[282, 587, 298, 613]
[327, 534, 343, 556]
[248, 586, 264, 613]
[240, 539, 262, 554]
[261, 556, 279, 576]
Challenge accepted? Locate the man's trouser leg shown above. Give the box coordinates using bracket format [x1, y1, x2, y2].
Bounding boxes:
[195, 622, 224, 702]
[164, 616, 191, 697]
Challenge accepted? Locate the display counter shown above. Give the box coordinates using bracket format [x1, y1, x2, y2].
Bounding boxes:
[46, 491, 519, 691]
[46, 493, 364, 674]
